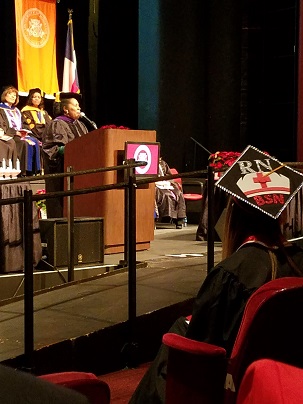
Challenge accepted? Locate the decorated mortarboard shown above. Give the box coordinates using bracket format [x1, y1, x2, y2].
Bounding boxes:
[216, 145, 303, 219]
[59, 92, 82, 102]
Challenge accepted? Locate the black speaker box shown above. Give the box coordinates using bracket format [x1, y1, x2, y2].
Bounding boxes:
[39, 217, 104, 267]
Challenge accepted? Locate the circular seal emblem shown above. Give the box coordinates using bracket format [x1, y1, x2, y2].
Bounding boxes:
[134, 145, 152, 174]
[21, 8, 49, 48]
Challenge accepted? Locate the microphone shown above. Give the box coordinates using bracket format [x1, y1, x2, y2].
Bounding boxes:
[80, 112, 98, 130]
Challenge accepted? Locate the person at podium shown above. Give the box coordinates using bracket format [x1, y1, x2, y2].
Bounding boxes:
[42, 92, 88, 218]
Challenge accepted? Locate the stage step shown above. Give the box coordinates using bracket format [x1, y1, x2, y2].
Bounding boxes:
[0, 259, 148, 304]
[0, 264, 120, 303]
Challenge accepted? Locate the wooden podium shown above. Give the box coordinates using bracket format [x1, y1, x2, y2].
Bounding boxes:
[64, 128, 156, 254]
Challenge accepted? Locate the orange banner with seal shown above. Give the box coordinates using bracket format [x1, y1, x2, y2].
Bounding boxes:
[15, 0, 59, 98]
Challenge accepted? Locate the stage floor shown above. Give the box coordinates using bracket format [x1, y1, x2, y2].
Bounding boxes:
[0, 225, 222, 375]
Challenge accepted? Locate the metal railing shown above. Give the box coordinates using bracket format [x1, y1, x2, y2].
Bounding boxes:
[0, 162, 211, 370]
[10, 159, 303, 369]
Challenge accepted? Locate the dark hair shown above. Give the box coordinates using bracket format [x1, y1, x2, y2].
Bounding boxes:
[26, 89, 44, 109]
[53, 102, 62, 117]
[53, 99, 75, 118]
[221, 197, 303, 279]
[222, 197, 285, 259]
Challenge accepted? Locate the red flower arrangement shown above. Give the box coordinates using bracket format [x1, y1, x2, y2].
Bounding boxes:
[208, 151, 241, 171]
[100, 124, 130, 130]
[36, 189, 47, 218]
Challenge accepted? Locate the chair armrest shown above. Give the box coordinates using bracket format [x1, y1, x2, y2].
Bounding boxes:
[163, 333, 227, 404]
[181, 178, 206, 185]
[39, 372, 110, 404]
[163, 333, 226, 357]
[182, 180, 204, 195]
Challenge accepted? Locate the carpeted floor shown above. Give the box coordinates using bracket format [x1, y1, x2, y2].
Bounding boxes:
[98, 362, 151, 403]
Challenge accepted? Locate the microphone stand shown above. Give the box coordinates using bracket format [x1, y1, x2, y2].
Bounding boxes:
[190, 137, 212, 170]
[80, 113, 98, 130]
[190, 137, 212, 155]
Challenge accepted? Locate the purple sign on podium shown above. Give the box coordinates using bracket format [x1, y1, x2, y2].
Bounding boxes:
[125, 141, 160, 177]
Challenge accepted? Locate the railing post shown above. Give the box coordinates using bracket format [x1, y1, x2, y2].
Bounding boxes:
[123, 161, 131, 267]
[121, 161, 139, 367]
[23, 189, 34, 371]
[207, 166, 215, 273]
[67, 166, 75, 282]
[128, 166, 137, 338]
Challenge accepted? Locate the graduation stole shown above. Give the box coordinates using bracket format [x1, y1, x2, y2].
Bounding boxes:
[22, 106, 46, 125]
[0, 103, 22, 130]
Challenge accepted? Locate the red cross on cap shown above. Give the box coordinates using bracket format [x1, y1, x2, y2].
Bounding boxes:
[253, 172, 272, 189]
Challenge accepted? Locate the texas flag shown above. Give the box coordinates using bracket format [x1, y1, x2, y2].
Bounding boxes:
[62, 12, 80, 93]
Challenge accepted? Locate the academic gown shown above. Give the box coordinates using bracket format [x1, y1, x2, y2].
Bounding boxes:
[129, 242, 303, 404]
[21, 105, 52, 141]
[21, 106, 52, 173]
[0, 105, 41, 174]
[155, 184, 186, 220]
[0, 137, 17, 168]
[155, 160, 186, 221]
[42, 117, 88, 218]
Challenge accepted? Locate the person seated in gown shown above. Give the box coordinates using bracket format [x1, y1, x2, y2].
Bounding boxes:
[42, 92, 88, 218]
[155, 157, 186, 228]
[21, 88, 52, 141]
[0, 128, 18, 170]
[21, 88, 52, 174]
[129, 147, 303, 404]
[0, 85, 41, 176]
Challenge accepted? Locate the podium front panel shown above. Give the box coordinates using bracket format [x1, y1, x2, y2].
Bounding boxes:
[64, 129, 156, 253]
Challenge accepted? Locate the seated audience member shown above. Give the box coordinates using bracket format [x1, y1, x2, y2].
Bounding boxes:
[0, 85, 41, 175]
[155, 157, 186, 228]
[42, 92, 88, 218]
[130, 147, 303, 404]
[196, 184, 228, 241]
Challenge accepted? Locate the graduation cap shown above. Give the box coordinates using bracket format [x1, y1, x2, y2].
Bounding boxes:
[216, 145, 303, 219]
[1, 85, 17, 94]
[59, 92, 82, 102]
[28, 88, 42, 97]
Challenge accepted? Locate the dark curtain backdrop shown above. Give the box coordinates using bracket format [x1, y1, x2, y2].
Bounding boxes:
[0, 1, 18, 88]
[245, 0, 298, 163]
[297, 0, 303, 162]
[156, 0, 298, 170]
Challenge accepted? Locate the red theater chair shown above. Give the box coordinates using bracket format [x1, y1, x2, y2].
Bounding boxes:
[39, 371, 110, 404]
[162, 333, 226, 404]
[236, 359, 303, 404]
[170, 168, 204, 223]
[163, 277, 303, 404]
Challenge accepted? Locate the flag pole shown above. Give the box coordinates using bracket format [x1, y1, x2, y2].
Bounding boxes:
[62, 8, 80, 93]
